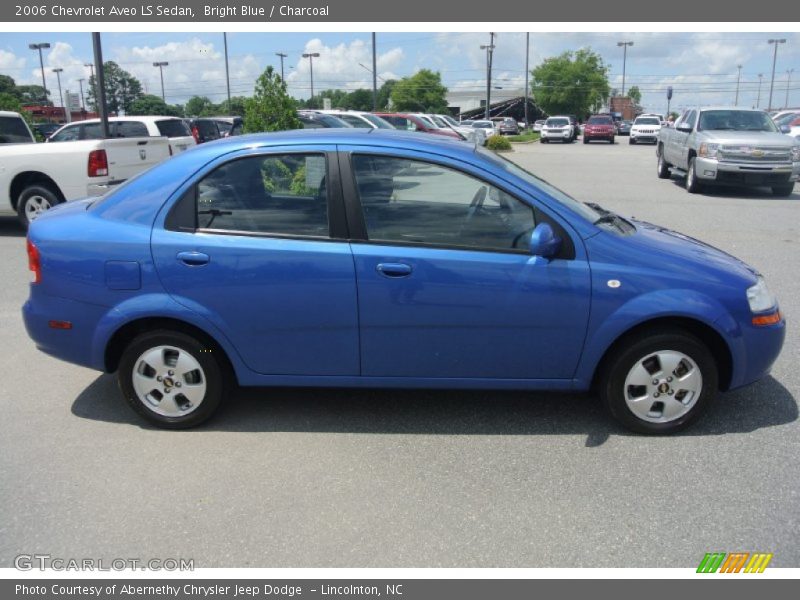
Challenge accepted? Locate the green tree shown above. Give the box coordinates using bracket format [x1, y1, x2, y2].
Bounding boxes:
[218, 96, 248, 116]
[14, 84, 50, 105]
[128, 94, 183, 117]
[627, 86, 642, 104]
[391, 70, 448, 113]
[376, 79, 397, 110]
[305, 89, 348, 110]
[243, 66, 301, 133]
[0, 92, 22, 112]
[86, 61, 143, 115]
[346, 89, 374, 111]
[0, 75, 17, 96]
[530, 48, 610, 118]
[184, 95, 219, 117]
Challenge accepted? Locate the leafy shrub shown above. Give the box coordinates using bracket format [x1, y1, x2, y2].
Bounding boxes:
[486, 134, 512, 151]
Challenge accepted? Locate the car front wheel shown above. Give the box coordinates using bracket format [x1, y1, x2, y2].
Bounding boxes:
[657, 149, 671, 179]
[117, 330, 226, 429]
[599, 329, 718, 434]
[686, 157, 703, 193]
[771, 183, 794, 197]
[629, 138, 636, 145]
[17, 185, 61, 229]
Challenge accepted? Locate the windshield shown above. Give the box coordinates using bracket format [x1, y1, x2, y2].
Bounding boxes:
[440, 115, 459, 127]
[587, 116, 613, 124]
[546, 118, 569, 126]
[430, 115, 447, 127]
[360, 113, 395, 129]
[635, 117, 660, 125]
[478, 147, 601, 223]
[698, 110, 778, 132]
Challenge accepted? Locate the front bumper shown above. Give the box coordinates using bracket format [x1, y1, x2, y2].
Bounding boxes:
[631, 131, 658, 143]
[694, 157, 799, 184]
[543, 129, 572, 140]
[723, 314, 786, 390]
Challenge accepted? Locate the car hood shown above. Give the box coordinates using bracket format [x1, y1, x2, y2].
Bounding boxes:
[699, 130, 796, 146]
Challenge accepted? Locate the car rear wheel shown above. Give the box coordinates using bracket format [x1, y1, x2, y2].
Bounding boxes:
[17, 185, 61, 229]
[686, 157, 703, 193]
[118, 330, 226, 429]
[599, 329, 718, 434]
[771, 183, 794, 197]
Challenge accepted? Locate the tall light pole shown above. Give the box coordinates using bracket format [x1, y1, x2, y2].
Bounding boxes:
[51, 68, 64, 120]
[524, 32, 530, 129]
[480, 32, 495, 120]
[734, 64, 743, 106]
[275, 52, 288, 81]
[91, 33, 109, 138]
[767, 38, 786, 111]
[28, 42, 51, 105]
[223, 33, 231, 104]
[302, 52, 320, 108]
[617, 41, 634, 97]
[77, 78, 85, 111]
[371, 33, 378, 111]
[756, 73, 764, 108]
[786, 69, 795, 110]
[153, 61, 168, 102]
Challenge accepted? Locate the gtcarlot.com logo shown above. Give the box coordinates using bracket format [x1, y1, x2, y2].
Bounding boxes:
[14, 554, 194, 571]
[697, 552, 773, 573]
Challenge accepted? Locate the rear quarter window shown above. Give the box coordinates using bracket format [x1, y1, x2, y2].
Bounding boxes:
[155, 119, 192, 137]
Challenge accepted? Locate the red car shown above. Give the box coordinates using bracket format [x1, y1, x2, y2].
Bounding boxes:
[375, 113, 463, 140]
[583, 114, 616, 144]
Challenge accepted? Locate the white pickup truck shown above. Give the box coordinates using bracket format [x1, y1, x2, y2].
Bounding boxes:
[0, 111, 171, 227]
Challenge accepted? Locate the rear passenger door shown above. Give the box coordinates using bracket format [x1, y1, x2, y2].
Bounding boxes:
[151, 146, 360, 376]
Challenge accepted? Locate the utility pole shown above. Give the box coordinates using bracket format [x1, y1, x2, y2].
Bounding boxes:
[767, 38, 786, 111]
[302, 52, 320, 108]
[756, 73, 763, 108]
[786, 69, 795, 110]
[371, 32, 378, 111]
[52, 68, 64, 114]
[524, 32, 530, 129]
[153, 61, 169, 102]
[77, 78, 85, 111]
[481, 32, 495, 120]
[617, 41, 634, 97]
[223, 33, 231, 104]
[28, 42, 51, 106]
[276, 52, 288, 81]
[91, 33, 110, 138]
[734, 64, 742, 106]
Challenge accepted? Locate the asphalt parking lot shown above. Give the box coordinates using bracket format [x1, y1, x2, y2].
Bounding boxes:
[0, 137, 798, 568]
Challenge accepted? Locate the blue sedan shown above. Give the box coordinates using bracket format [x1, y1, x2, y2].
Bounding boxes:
[23, 130, 785, 433]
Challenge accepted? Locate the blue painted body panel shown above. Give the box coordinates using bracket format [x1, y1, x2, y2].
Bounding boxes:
[22, 130, 785, 394]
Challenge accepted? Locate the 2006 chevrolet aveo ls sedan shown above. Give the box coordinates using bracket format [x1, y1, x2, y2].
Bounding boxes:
[23, 129, 785, 433]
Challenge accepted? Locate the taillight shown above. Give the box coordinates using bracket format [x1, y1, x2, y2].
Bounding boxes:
[87, 149, 108, 177]
[191, 125, 200, 144]
[27, 238, 41, 284]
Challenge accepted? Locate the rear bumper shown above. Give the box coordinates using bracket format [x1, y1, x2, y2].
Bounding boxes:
[87, 179, 126, 196]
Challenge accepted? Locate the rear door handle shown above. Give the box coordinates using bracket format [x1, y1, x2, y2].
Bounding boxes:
[376, 262, 413, 277]
[176, 251, 210, 266]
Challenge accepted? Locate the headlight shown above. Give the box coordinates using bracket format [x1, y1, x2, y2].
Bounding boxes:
[747, 277, 777, 313]
[791, 145, 800, 162]
[698, 142, 720, 158]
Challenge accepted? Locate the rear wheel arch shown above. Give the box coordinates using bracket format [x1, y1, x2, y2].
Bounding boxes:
[104, 317, 236, 383]
[591, 316, 733, 392]
[10, 171, 65, 211]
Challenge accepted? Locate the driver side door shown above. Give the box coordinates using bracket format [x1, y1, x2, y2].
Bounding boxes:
[342, 150, 591, 380]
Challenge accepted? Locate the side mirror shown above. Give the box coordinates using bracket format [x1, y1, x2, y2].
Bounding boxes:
[676, 123, 693, 133]
[529, 222, 561, 259]
[780, 125, 790, 134]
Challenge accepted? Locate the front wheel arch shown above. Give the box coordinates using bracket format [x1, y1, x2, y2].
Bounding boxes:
[590, 316, 733, 393]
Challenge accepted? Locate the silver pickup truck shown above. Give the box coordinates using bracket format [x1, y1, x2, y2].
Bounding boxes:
[656, 106, 800, 196]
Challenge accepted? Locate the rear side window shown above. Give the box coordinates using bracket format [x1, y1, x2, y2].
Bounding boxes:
[196, 153, 329, 237]
[351, 155, 535, 252]
[155, 119, 191, 137]
[0, 116, 33, 143]
[115, 121, 149, 137]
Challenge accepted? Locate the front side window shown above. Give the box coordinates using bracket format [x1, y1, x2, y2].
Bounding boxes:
[49, 124, 81, 142]
[352, 155, 535, 252]
[196, 153, 329, 237]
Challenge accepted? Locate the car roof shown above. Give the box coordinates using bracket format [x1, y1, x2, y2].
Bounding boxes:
[0, 110, 24, 117]
[61, 116, 182, 125]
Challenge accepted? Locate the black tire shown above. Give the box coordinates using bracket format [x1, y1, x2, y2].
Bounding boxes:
[771, 183, 794, 197]
[657, 147, 671, 179]
[686, 157, 703, 194]
[583, 137, 589, 144]
[541, 138, 548, 144]
[609, 137, 615, 144]
[598, 329, 718, 434]
[629, 138, 636, 145]
[117, 330, 227, 429]
[17, 184, 61, 229]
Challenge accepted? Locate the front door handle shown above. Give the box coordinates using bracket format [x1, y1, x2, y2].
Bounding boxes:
[376, 262, 413, 278]
[176, 251, 210, 266]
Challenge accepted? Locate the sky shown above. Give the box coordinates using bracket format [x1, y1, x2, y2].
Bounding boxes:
[2, 31, 799, 114]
